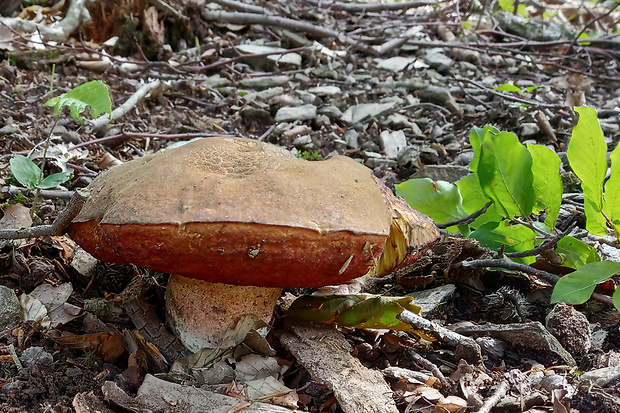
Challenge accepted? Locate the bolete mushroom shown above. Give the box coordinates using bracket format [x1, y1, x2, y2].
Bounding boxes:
[67, 137, 438, 352]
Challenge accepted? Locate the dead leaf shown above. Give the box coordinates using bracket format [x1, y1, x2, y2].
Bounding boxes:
[29, 283, 81, 327]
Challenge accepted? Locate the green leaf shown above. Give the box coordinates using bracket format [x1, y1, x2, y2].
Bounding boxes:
[567, 107, 607, 235]
[44, 80, 112, 122]
[456, 173, 501, 228]
[551, 260, 620, 305]
[498, 0, 527, 16]
[603, 143, 620, 236]
[494, 83, 522, 93]
[9, 155, 41, 190]
[395, 179, 467, 229]
[527, 144, 563, 228]
[286, 294, 425, 334]
[477, 131, 535, 218]
[555, 236, 600, 269]
[613, 288, 620, 313]
[37, 172, 72, 189]
[468, 125, 499, 172]
[470, 221, 537, 263]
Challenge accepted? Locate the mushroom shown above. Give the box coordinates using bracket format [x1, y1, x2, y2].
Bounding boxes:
[67, 137, 438, 352]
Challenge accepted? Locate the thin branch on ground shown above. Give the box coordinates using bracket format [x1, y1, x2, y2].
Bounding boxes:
[90, 80, 163, 132]
[476, 380, 509, 413]
[210, 0, 273, 14]
[461, 258, 559, 283]
[437, 201, 492, 229]
[397, 309, 482, 363]
[0, 189, 88, 239]
[3, 186, 74, 200]
[305, 0, 435, 12]
[407, 348, 446, 384]
[458, 78, 566, 109]
[200, 10, 377, 54]
[67, 131, 237, 152]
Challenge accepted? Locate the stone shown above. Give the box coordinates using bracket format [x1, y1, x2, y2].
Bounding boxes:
[379, 130, 407, 159]
[341, 102, 396, 124]
[239, 75, 290, 89]
[412, 165, 471, 183]
[375, 56, 417, 72]
[308, 86, 341, 96]
[520, 122, 540, 138]
[317, 105, 343, 119]
[423, 51, 453, 73]
[455, 322, 576, 366]
[545, 302, 592, 357]
[578, 366, 620, 387]
[0, 286, 20, 329]
[408, 285, 457, 317]
[275, 104, 317, 122]
[21, 346, 53, 368]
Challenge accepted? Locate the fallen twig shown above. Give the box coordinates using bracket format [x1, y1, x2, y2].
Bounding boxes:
[461, 258, 559, 284]
[437, 201, 492, 229]
[397, 309, 482, 364]
[305, 0, 435, 12]
[201, 10, 376, 54]
[90, 80, 163, 132]
[67, 131, 237, 152]
[0, 189, 88, 239]
[475, 380, 509, 413]
[3, 186, 74, 200]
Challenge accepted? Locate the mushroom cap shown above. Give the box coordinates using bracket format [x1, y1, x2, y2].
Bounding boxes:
[68, 137, 395, 288]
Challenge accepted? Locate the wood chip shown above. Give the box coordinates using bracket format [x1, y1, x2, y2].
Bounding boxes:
[279, 321, 399, 413]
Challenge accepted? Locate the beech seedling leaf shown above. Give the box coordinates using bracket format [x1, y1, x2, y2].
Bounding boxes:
[567, 107, 607, 235]
[10, 155, 41, 190]
[604, 143, 620, 237]
[44, 80, 112, 122]
[551, 260, 620, 305]
[37, 172, 72, 189]
[395, 178, 467, 229]
[477, 131, 535, 218]
[470, 221, 537, 263]
[554, 236, 600, 269]
[527, 144, 563, 228]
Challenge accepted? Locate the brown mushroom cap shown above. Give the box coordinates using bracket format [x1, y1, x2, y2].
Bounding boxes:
[67, 137, 393, 288]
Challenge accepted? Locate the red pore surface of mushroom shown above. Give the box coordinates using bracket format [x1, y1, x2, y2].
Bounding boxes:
[67, 137, 395, 287]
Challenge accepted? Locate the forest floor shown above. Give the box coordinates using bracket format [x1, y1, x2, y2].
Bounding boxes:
[0, 0, 620, 411]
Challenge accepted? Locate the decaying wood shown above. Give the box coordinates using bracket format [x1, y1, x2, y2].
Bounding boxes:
[278, 321, 399, 413]
[102, 374, 301, 412]
[119, 276, 189, 363]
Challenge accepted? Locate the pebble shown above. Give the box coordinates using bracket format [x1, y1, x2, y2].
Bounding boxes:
[0, 286, 20, 329]
[274, 104, 317, 122]
[21, 346, 54, 368]
[546, 302, 592, 357]
[379, 130, 407, 159]
[307, 86, 341, 96]
[239, 75, 290, 89]
[317, 105, 343, 119]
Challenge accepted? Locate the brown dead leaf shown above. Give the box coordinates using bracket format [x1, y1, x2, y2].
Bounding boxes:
[48, 330, 125, 363]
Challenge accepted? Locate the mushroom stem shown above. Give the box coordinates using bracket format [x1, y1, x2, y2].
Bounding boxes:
[165, 274, 282, 352]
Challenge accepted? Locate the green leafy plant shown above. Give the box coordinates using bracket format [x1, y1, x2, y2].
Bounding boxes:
[295, 150, 323, 161]
[397, 107, 620, 310]
[8, 80, 112, 214]
[9, 155, 72, 191]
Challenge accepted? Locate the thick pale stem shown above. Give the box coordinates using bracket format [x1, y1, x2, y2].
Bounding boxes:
[165, 274, 282, 352]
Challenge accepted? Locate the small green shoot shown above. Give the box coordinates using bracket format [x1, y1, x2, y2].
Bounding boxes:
[296, 150, 323, 161]
[8, 80, 112, 216]
[9, 155, 72, 190]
